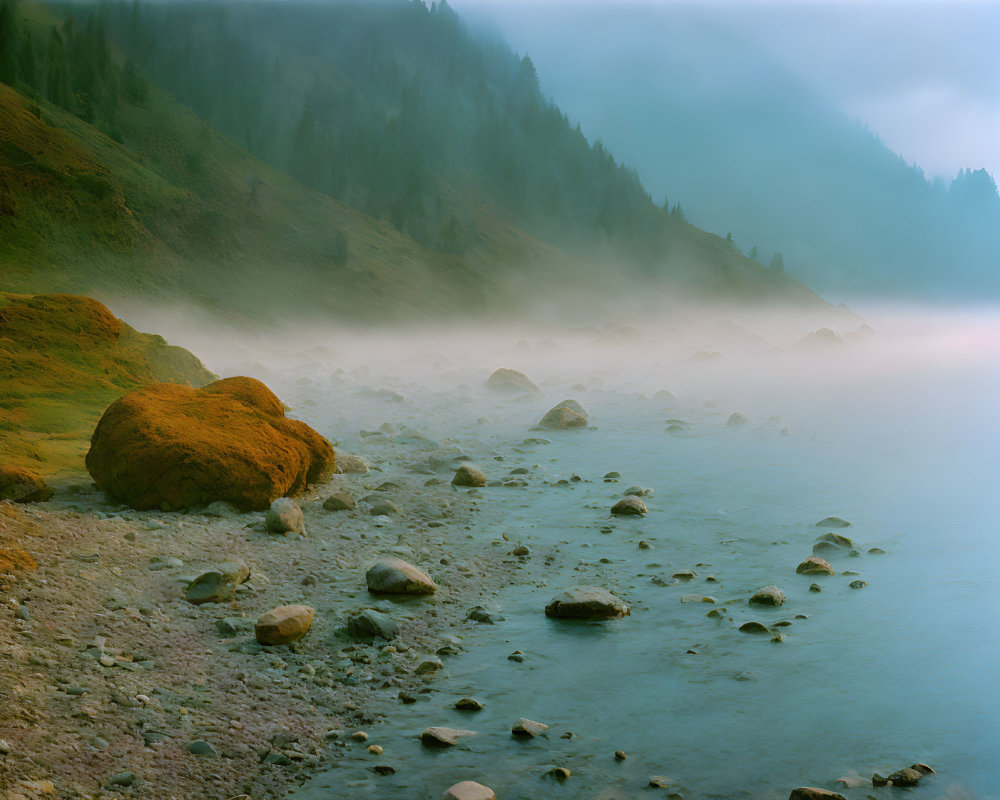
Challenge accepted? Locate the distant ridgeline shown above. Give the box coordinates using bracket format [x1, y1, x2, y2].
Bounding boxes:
[0, 0, 825, 314]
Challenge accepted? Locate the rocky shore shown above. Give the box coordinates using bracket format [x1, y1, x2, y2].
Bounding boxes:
[0, 464, 518, 800]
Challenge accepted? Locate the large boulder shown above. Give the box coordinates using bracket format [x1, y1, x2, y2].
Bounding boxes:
[539, 399, 588, 429]
[366, 557, 437, 595]
[486, 368, 540, 394]
[86, 377, 334, 511]
[0, 466, 54, 503]
[545, 586, 629, 619]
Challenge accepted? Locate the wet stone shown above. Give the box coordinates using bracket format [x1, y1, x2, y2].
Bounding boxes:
[611, 496, 647, 516]
[512, 718, 549, 737]
[748, 585, 785, 606]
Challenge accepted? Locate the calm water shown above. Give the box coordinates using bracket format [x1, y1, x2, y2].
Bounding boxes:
[173, 310, 1000, 799]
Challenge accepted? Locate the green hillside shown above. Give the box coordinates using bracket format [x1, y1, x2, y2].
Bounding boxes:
[0, 0, 828, 317]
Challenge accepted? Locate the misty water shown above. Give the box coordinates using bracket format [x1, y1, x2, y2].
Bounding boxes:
[149, 307, 1000, 799]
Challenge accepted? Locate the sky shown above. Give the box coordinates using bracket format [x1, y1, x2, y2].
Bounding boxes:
[454, 0, 1000, 183]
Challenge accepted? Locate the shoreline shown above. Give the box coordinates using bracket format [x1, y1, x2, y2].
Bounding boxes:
[0, 461, 519, 800]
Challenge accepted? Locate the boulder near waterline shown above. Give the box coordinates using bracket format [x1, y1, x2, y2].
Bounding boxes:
[265, 497, 303, 534]
[452, 464, 487, 487]
[539, 399, 588, 429]
[486, 368, 540, 394]
[255, 604, 315, 645]
[366, 557, 437, 594]
[86, 376, 335, 511]
[0, 466, 54, 503]
[545, 586, 629, 619]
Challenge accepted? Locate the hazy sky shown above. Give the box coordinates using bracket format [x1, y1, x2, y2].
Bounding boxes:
[455, 0, 1000, 182]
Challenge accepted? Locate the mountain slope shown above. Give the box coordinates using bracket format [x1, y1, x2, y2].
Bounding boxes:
[488, 4, 1000, 299]
[0, 0, 830, 317]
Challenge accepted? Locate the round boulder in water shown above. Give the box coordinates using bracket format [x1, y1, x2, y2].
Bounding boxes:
[366, 557, 437, 594]
[611, 496, 647, 516]
[539, 399, 588, 429]
[544, 586, 629, 619]
[796, 556, 835, 575]
[749, 585, 785, 606]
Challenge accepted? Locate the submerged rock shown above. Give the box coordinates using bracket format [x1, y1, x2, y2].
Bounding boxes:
[817, 532, 855, 548]
[611, 496, 647, 516]
[749, 585, 785, 606]
[86, 376, 334, 511]
[486, 368, 540, 394]
[265, 497, 303, 534]
[255, 604, 315, 645]
[887, 764, 934, 786]
[0, 466, 54, 503]
[452, 464, 487, 487]
[366, 557, 437, 594]
[539, 399, 589, 429]
[796, 556, 835, 575]
[545, 586, 629, 619]
[726, 411, 749, 427]
[738, 621, 771, 634]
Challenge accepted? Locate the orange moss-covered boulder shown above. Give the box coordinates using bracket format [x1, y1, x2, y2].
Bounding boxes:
[86, 376, 335, 511]
[0, 466, 55, 503]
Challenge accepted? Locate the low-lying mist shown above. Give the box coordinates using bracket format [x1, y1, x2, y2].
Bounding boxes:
[112, 300, 999, 487]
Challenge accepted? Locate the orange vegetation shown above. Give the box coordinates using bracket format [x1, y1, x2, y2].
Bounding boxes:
[86, 376, 335, 511]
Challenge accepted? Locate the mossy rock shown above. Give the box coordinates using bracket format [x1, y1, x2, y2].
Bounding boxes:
[86, 376, 334, 510]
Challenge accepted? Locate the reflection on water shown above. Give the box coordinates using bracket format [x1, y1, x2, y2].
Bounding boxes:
[132, 305, 1000, 798]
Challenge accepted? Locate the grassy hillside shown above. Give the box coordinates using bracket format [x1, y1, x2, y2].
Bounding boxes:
[0, 292, 215, 480]
[0, 0, 830, 318]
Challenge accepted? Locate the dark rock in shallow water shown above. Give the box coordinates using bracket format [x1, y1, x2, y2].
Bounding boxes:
[817, 532, 855, 548]
[739, 621, 771, 634]
[545, 586, 629, 619]
[748, 585, 785, 606]
[796, 556, 834, 575]
[611, 496, 647, 516]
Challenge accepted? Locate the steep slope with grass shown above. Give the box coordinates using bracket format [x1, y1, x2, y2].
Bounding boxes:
[0, 0, 830, 317]
[0, 292, 215, 480]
